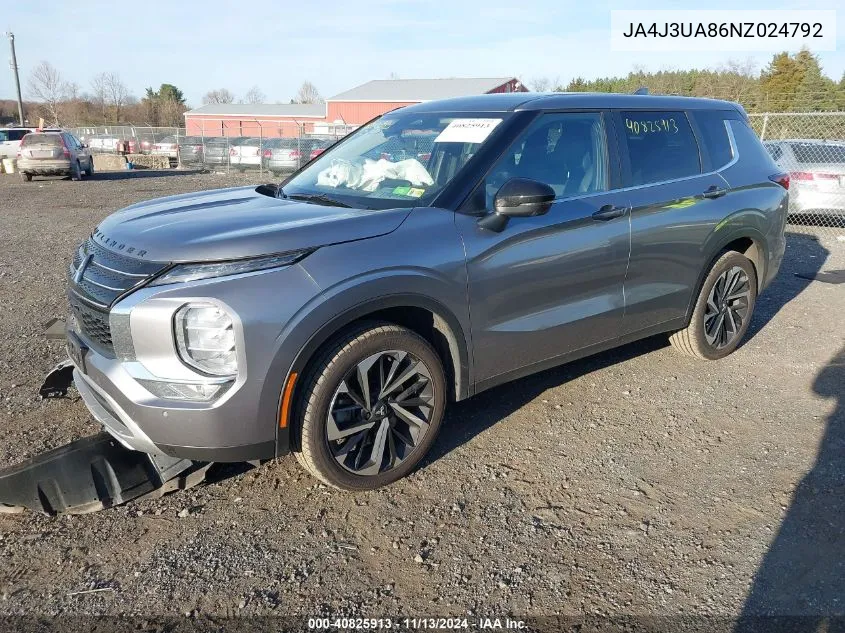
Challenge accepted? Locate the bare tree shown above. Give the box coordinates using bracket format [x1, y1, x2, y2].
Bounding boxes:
[529, 77, 550, 92]
[27, 61, 66, 126]
[91, 73, 109, 122]
[293, 81, 323, 104]
[244, 85, 265, 104]
[103, 72, 129, 122]
[203, 88, 235, 105]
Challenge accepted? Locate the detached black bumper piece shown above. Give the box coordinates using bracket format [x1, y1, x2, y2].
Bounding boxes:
[0, 433, 208, 515]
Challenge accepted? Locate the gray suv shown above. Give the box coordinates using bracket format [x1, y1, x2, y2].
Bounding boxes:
[65, 93, 788, 490]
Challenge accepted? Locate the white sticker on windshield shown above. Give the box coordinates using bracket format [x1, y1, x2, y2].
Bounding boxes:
[434, 118, 502, 144]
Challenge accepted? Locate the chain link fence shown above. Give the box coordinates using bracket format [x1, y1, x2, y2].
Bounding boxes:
[176, 119, 354, 176]
[67, 120, 354, 176]
[68, 126, 185, 159]
[749, 113, 845, 238]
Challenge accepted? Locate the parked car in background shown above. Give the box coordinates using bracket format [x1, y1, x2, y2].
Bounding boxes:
[202, 137, 240, 167]
[152, 136, 179, 161]
[262, 138, 314, 175]
[763, 139, 845, 221]
[0, 127, 37, 159]
[308, 138, 336, 161]
[178, 136, 206, 165]
[229, 137, 264, 170]
[61, 94, 787, 491]
[17, 131, 93, 181]
[137, 135, 159, 155]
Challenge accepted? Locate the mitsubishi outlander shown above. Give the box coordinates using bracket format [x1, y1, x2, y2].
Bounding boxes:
[64, 93, 788, 490]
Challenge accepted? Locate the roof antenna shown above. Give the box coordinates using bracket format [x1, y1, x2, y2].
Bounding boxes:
[634, 87, 649, 95]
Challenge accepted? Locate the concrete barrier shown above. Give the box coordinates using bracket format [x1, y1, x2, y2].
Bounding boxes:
[126, 154, 170, 170]
[92, 154, 127, 171]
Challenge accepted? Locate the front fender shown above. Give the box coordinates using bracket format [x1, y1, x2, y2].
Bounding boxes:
[262, 277, 472, 457]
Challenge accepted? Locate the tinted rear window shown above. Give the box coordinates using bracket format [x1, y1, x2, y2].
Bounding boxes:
[21, 134, 63, 147]
[620, 111, 700, 186]
[789, 143, 845, 164]
[693, 111, 734, 170]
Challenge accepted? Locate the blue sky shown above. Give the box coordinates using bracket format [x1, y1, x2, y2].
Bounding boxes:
[1, 0, 842, 107]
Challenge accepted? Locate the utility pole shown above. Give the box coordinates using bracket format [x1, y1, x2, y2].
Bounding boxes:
[6, 31, 24, 126]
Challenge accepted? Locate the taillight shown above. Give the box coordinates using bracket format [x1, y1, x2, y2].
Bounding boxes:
[229, 148, 237, 156]
[263, 149, 272, 158]
[790, 171, 814, 181]
[290, 150, 301, 159]
[770, 173, 790, 190]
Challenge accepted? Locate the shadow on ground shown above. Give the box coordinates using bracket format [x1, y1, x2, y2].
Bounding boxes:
[90, 169, 203, 180]
[736, 344, 845, 632]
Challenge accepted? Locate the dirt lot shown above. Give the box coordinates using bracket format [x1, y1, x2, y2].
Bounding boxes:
[0, 171, 843, 625]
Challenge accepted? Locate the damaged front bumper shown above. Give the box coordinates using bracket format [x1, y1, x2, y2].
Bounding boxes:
[0, 432, 208, 515]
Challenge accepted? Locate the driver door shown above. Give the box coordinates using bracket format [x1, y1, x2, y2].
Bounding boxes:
[455, 111, 632, 388]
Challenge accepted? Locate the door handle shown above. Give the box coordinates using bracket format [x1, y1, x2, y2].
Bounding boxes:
[703, 185, 727, 199]
[592, 204, 628, 221]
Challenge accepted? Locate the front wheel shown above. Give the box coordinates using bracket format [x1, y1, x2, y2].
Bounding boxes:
[84, 158, 94, 177]
[20, 172, 32, 182]
[670, 250, 757, 360]
[292, 322, 446, 490]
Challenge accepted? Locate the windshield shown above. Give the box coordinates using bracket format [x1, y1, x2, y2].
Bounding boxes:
[283, 112, 509, 209]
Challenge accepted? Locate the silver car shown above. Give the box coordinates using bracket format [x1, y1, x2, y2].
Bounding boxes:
[63, 94, 787, 490]
[764, 139, 845, 222]
[17, 131, 94, 181]
[263, 138, 313, 175]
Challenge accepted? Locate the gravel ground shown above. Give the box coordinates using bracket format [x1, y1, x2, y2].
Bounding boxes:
[0, 170, 843, 624]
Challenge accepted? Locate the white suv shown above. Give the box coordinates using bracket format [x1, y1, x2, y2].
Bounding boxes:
[0, 127, 37, 160]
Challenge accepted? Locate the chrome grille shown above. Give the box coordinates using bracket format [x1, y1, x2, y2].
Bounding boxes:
[68, 237, 168, 354]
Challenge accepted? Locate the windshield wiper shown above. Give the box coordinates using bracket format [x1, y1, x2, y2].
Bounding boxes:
[287, 193, 353, 208]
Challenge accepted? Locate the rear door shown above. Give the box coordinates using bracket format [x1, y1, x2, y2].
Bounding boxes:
[617, 109, 740, 334]
[457, 111, 631, 386]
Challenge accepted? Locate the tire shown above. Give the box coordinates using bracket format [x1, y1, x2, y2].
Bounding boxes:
[670, 250, 757, 360]
[20, 172, 32, 182]
[84, 159, 94, 177]
[292, 322, 447, 491]
[71, 161, 82, 181]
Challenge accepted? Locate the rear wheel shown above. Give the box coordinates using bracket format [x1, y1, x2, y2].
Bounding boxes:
[71, 161, 82, 181]
[670, 251, 757, 360]
[292, 322, 446, 490]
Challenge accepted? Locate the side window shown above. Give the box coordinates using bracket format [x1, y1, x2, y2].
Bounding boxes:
[693, 110, 734, 171]
[483, 112, 608, 205]
[620, 111, 700, 186]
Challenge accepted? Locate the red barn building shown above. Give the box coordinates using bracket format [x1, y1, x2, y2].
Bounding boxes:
[184, 77, 525, 138]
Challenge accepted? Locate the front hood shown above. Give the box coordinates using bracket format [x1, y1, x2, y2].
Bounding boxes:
[92, 186, 412, 262]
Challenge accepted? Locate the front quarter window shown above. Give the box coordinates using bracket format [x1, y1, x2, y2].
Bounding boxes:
[283, 113, 509, 209]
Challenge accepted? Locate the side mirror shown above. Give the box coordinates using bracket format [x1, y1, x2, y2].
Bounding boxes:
[478, 178, 555, 232]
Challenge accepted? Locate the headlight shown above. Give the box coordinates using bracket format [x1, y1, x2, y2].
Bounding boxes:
[149, 250, 311, 286]
[174, 303, 237, 376]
